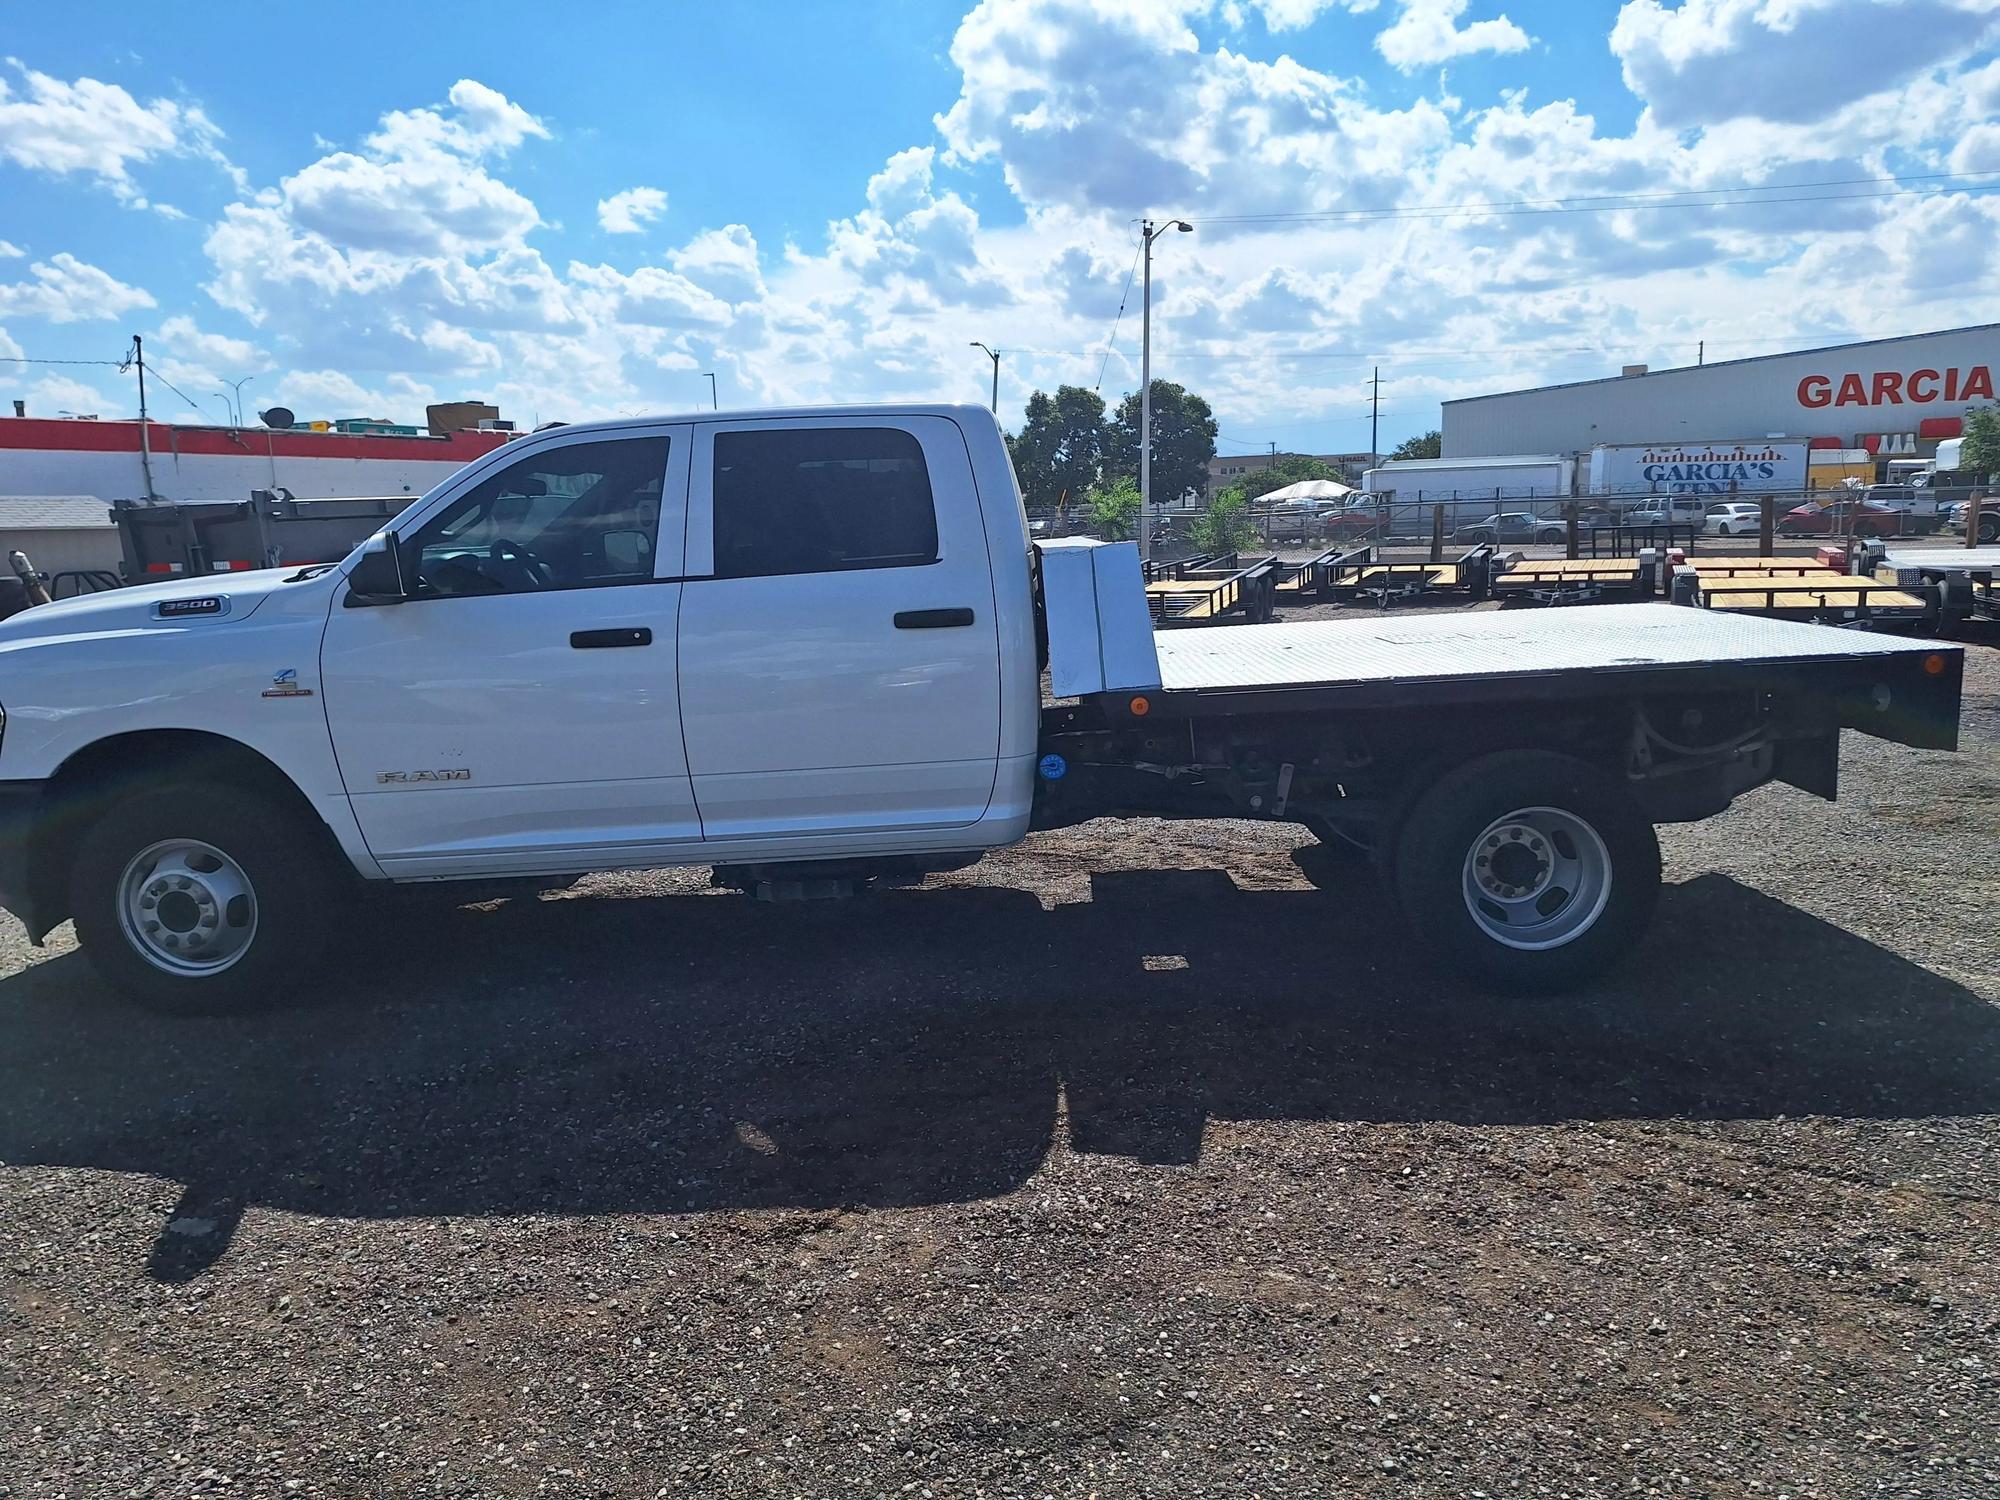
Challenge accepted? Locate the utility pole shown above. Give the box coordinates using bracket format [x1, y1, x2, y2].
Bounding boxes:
[702, 372, 718, 410]
[1139, 217, 1192, 561]
[131, 334, 158, 500]
[1368, 366, 1380, 469]
[1698, 340, 1704, 366]
[969, 342, 1000, 413]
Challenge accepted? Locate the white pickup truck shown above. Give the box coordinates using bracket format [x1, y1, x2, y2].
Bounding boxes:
[0, 405, 1964, 1012]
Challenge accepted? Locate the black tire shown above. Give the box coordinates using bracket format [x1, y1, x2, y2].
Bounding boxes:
[1978, 516, 1998, 544]
[1537, 529, 1565, 545]
[1391, 750, 1660, 994]
[71, 782, 341, 1014]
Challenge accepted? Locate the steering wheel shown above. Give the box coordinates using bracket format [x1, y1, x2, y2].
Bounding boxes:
[487, 538, 554, 590]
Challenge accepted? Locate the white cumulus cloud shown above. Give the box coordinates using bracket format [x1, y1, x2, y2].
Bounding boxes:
[1375, 0, 1533, 72]
[598, 186, 669, 234]
[276, 80, 547, 258]
[0, 63, 241, 205]
[1611, 0, 1998, 127]
[0, 252, 154, 323]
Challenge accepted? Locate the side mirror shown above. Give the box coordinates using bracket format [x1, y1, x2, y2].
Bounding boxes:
[601, 528, 652, 575]
[345, 532, 410, 606]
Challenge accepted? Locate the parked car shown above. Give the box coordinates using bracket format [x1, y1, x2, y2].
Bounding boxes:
[1949, 500, 2000, 544]
[1703, 502, 1764, 537]
[1623, 496, 1707, 528]
[1450, 511, 1566, 546]
[1777, 501, 1906, 539]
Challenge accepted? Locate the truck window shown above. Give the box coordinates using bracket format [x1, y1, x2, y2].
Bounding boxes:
[407, 437, 668, 597]
[712, 427, 939, 579]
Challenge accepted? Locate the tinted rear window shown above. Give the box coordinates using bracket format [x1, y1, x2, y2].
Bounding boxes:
[713, 427, 939, 579]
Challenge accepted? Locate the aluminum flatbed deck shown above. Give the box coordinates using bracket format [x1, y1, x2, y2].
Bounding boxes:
[1152, 602, 1950, 696]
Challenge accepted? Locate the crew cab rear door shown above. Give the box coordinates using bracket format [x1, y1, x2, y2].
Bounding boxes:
[675, 415, 1002, 843]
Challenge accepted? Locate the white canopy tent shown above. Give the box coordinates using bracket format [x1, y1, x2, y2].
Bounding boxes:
[1256, 478, 1356, 503]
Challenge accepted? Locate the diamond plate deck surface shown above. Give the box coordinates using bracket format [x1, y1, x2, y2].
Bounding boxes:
[1153, 602, 1946, 693]
[1879, 546, 2000, 574]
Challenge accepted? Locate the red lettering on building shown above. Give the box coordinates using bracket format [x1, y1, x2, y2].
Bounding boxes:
[1795, 365, 1991, 407]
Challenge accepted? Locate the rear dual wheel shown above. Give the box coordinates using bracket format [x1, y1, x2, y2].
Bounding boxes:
[1391, 751, 1659, 993]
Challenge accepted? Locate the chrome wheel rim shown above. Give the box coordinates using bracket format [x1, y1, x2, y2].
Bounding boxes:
[1460, 806, 1612, 952]
[117, 838, 259, 976]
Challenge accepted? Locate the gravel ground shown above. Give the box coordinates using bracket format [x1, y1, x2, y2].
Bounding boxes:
[2, 636, 1996, 1499]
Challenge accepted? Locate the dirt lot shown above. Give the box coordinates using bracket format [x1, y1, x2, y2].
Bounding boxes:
[3, 641, 1997, 1499]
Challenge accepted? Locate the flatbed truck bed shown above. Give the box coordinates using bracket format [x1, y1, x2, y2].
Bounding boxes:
[1140, 602, 1954, 723]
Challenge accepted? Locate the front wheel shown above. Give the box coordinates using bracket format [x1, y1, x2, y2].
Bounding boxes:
[1391, 750, 1660, 993]
[71, 783, 341, 1014]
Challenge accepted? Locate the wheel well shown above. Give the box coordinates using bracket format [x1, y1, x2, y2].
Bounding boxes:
[26, 731, 334, 942]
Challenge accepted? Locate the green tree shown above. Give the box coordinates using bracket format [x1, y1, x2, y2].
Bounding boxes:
[1085, 474, 1140, 541]
[1390, 429, 1442, 461]
[1189, 487, 1257, 553]
[1105, 380, 1218, 506]
[1959, 405, 2000, 477]
[1239, 454, 1343, 502]
[1008, 385, 1107, 511]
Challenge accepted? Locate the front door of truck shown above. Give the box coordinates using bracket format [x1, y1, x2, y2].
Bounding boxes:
[320, 425, 697, 875]
[675, 415, 1002, 843]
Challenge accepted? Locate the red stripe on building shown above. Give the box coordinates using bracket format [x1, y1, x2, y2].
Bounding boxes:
[0, 417, 510, 463]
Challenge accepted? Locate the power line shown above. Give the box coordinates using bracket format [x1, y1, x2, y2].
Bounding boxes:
[0, 355, 130, 367]
[144, 367, 216, 417]
[1001, 330, 1892, 365]
[1188, 170, 2000, 226]
[1093, 234, 1144, 393]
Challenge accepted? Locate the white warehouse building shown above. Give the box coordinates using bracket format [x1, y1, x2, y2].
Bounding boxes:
[1442, 324, 1997, 470]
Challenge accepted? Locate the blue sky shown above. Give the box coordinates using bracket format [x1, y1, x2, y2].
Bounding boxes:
[3, 0, 1997, 455]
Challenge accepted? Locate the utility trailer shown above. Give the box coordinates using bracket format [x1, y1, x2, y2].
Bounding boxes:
[113, 490, 404, 582]
[1666, 555, 1942, 630]
[1142, 550, 1281, 625]
[1872, 545, 2000, 631]
[1293, 544, 1496, 607]
[1492, 553, 1660, 605]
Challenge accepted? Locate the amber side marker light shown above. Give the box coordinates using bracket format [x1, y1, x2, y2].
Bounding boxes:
[1129, 695, 1151, 716]
[1924, 653, 1948, 676]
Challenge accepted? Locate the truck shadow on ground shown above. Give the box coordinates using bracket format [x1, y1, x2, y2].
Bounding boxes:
[2, 867, 1996, 1282]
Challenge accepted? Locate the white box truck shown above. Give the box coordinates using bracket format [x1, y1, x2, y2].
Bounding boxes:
[1362, 454, 1573, 503]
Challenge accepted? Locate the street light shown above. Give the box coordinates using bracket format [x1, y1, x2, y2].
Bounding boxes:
[968, 341, 1000, 413]
[702, 372, 718, 411]
[217, 375, 253, 427]
[1139, 217, 1193, 561]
